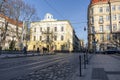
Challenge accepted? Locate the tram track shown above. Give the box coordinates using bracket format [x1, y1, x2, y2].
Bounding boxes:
[0, 54, 74, 80]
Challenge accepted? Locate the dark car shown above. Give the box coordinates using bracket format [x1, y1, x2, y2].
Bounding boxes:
[104, 49, 120, 54]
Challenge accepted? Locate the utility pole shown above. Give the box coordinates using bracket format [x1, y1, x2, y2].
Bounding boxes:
[108, 0, 113, 42]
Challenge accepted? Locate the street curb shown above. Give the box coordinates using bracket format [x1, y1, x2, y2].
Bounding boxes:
[1, 53, 56, 59]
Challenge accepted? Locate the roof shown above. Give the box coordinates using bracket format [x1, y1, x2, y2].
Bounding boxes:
[90, 0, 107, 4]
[90, 0, 120, 5]
[0, 14, 23, 27]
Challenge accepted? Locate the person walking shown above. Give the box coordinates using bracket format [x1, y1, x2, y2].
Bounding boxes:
[23, 46, 27, 56]
[37, 47, 39, 53]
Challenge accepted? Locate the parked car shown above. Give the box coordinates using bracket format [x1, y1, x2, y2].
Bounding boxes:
[96, 51, 104, 54]
[104, 49, 120, 54]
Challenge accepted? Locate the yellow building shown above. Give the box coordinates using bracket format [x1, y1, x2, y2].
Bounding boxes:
[88, 0, 120, 51]
[79, 39, 84, 52]
[28, 13, 80, 52]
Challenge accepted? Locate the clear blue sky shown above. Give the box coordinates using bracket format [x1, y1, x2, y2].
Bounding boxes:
[24, 0, 90, 44]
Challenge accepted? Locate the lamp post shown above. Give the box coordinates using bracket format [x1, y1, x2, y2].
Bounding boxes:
[92, 26, 97, 54]
[84, 26, 88, 53]
[108, 0, 114, 49]
[108, 0, 112, 34]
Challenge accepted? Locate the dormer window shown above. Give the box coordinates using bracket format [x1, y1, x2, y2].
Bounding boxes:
[42, 13, 57, 21]
[48, 16, 50, 19]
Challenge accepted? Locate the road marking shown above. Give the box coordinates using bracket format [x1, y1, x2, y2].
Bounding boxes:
[0, 56, 69, 71]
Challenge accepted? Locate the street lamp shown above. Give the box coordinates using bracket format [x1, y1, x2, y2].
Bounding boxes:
[93, 28, 97, 53]
[84, 26, 88, 53]
[108, 0, 114, 49]
[108, 0, 112, 34]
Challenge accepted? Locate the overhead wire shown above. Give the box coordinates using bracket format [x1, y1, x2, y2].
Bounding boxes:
[43, 0, 65, 19]
[43, 0, 88, 25]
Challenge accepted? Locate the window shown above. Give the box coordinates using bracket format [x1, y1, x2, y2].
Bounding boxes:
[34, 28, 36, 32]
[106, 15, 110, 21]
[106, 6, 110, 12]
[113, 24, 117, 31]
[54, 27, 57, 32]
[33, 45, 35, 50]
[90, 17, 94, 24]
[118, 23, 120, 31]
[61, 35, 64, 41]
[61, 45, 65, 50]
[100, 34, 104, 41]
[99, 25, 103, 32]
[54, 36, 57, 41]
[61, 26, 64, 31]
[47, 27, 50, 32]
[90, 26, 94, 33]
[39, 36, 42, 41]
[112, 15, 117, 21]
[34, 36, 36, 41]
[92, 26, 95, 34]
[99, 7, 103, 13]
[47, 36, 49, 42]
[90, 8, 94, 14]
[118, 14, 120, 20]
[40, 27, 42, 32]
[112, 5, 116, 11]
[118, 5, 120, 10]
[106, 34, 110, 40]
[99, 16, 103, 23]
[106, 25, 110, 31]
[91, 26, 94, 33]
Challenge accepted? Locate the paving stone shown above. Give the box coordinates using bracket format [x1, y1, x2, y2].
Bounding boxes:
[92, 68, 109, 80]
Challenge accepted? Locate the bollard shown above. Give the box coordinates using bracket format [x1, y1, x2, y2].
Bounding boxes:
[86, 53, 88, 64]
[79, 55, 82, 77]
[84, 54, 86, 69]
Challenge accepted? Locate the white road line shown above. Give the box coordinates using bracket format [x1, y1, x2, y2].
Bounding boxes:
[0, 56, 69, 71]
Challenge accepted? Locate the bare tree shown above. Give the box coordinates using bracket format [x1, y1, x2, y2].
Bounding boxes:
[0, 0, 6, 13]
[10, 0, 38, 49]
[0, 0, 39, 50]
[42, 29, 56, 53]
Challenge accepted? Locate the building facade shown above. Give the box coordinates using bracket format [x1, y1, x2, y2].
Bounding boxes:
[79, 39, 85, 52]
[0, 14, 23, 50]
[88, 0, 120, 51]
[28, 13, 80, 52]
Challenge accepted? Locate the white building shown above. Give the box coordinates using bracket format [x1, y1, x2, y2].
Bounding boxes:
[28, 13, 80, 52]
[0, 14, 23, 50]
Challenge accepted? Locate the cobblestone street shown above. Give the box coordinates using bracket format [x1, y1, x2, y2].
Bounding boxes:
[11, 61, 77, 80]
[0, 53, 80, 80]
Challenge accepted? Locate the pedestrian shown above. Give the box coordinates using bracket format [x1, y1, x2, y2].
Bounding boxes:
[23, 46, 27, 55]
[42, 47, 45, 54]
[37, 47, 39, 53]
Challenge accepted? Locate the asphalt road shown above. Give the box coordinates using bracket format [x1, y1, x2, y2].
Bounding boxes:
[0, 53, 80, 80]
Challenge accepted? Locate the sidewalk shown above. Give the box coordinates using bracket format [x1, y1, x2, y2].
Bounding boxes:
[72, 54, 120, 80]
[0, 52, 56, 59]
[0, 53, 40, 59]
